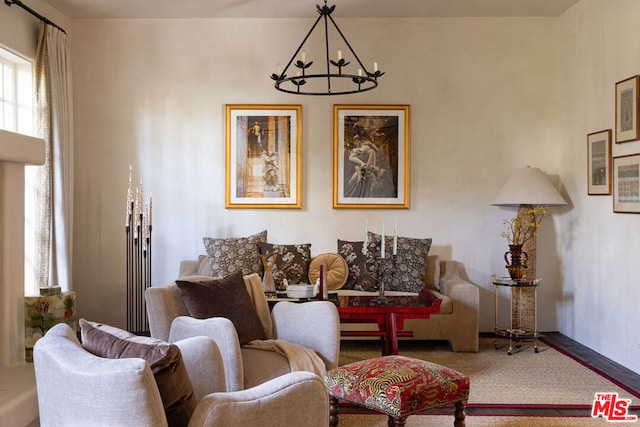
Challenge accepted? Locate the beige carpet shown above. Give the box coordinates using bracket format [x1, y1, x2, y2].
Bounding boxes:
[337, 414, 616, 426]
[338, 338, 637, 406]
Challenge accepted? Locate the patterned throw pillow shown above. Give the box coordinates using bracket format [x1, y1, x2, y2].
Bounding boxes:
[367, 232, 432, 293]
[337, 239, 380, 291]
[203, 230, 267, 277]
[257, 242, 312, 291]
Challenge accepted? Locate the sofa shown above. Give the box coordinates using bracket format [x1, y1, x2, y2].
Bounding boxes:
[178, 253, 479, 353]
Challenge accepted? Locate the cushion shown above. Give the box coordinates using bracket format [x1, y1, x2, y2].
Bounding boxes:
[257, 242, 312, 291]
[337, 239, 379, 291]
[368, 232, 432, 293]
[325, 355, 470, 418]
[308, 253, 349, 290]
[203, 230, 267, 277]
[176, 271, 267, 344]
[79, 319, 197, 427]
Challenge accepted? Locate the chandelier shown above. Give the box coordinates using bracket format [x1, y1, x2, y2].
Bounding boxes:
[270, 1, 384, 96]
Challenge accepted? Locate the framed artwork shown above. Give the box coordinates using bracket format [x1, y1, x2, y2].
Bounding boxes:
[615, 76, 640, 143]
[333, 104, 410, 209]
[612, 153, 640, 213]
[587, 129, 612, 195]
[225, 104, 302, 208]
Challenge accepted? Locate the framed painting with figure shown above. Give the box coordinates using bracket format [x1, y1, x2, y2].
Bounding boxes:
[333, 105, 410, 209]
[613, 153, 640, 213]
[615, 76, 640, 143]
[225, 104, 302, 208]
[587, 129, 612, 195]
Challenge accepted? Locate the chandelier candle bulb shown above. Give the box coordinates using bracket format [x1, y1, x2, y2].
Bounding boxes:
[381, 223, 386, 258]
[301, 51, 306, 63]
[358, 69, 362, 76]
[338, 49, 342, 60]
[374, 62, 378, 72]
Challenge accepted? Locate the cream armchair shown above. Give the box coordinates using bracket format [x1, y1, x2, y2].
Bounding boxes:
[34, 323, 329, 427]
[145, 273, 340, 391]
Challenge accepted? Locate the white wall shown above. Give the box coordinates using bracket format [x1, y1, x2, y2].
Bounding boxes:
[7, 0, 639, 375]
[69, 16, 563, 336]
[557, 0, 640, 373]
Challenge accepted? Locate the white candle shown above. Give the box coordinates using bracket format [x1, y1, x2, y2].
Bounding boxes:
[301, 50, 306, 63]
[358, 69, 362, 77]
[393, 220, 398, 256]
[381, 223, 385, 259]
[363, 220, 368, 255]
[337, 50, 342, 60]
[374, 62, 378, 72]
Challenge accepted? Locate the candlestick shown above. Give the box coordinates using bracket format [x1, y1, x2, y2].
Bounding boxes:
[393, 220, 398, 256]
[381, 223, 385, 259]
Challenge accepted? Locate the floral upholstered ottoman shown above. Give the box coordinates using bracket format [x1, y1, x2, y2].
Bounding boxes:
[325, 355, 470, 427]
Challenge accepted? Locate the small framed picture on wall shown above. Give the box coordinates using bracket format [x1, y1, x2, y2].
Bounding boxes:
[612, 153, 640, 213]
[587, 129, 612, 195]
[615, 76, 640, 143]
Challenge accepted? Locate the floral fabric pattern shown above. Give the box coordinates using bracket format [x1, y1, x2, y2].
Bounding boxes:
[337, 239, 380, 291]
[258, 242, 312, 291]
[203, 230, 267, 277]
[325, 355, 470, 418]
[368, 233, 432, 293]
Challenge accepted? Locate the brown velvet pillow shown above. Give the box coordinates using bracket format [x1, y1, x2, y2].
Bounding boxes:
[79, 318, 196, 427]
[176, 271, 267, 345]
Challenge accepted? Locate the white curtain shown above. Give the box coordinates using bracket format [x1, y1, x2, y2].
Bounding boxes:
[34, 23, 74, 291]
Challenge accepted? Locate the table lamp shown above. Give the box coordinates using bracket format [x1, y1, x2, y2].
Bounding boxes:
[491, 166, 567, 281]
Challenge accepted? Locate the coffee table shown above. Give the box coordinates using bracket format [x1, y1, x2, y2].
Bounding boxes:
[336, 289, 442, 355]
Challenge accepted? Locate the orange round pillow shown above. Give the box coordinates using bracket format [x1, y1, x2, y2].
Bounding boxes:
[308, 253, 349, 290]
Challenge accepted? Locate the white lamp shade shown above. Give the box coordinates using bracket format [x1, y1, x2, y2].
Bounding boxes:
[492, 166, 567, 207]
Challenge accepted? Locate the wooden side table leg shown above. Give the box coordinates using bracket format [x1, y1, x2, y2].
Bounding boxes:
[329, 396, 339, 427]
[454, 399, 466, 427]
[387, 415, 407, 426]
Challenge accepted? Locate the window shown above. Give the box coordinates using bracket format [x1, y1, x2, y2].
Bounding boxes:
[0, 45, 37, 295]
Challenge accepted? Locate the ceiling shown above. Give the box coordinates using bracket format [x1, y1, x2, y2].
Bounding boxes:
[40, 0, 581, 19]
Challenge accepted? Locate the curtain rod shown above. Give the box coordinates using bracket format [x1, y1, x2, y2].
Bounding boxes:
[4, 0, 66, 34]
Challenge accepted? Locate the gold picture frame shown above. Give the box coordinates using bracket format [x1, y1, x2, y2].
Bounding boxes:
[225, 104, 302, 208]
[587, 129, 612, 195]
[333, 104, 410, 209]
[615, 76, 640, 143]
[613, 153, 640, 213]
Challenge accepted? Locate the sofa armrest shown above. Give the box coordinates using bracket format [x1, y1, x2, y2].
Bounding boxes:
[271, 301, 340, 370]
[169, 316, 244, 392]
[174, 336, 226, 401]
[188, 371, 328, 427]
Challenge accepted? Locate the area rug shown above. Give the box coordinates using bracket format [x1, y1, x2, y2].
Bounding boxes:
[337, 337, 639, 421]
[337, 414, 623, 426]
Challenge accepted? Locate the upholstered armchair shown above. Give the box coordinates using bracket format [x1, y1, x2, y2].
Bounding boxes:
[145, 273, 340, 391]
[34, 323, 329, 427]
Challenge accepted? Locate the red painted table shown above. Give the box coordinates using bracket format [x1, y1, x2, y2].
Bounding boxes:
[336, 289, 442, 356]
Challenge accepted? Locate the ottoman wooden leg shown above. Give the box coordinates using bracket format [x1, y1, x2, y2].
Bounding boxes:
[329, 396, 339, 427]
[454, 399, 467, 427]
[387, 415, 407, 426]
